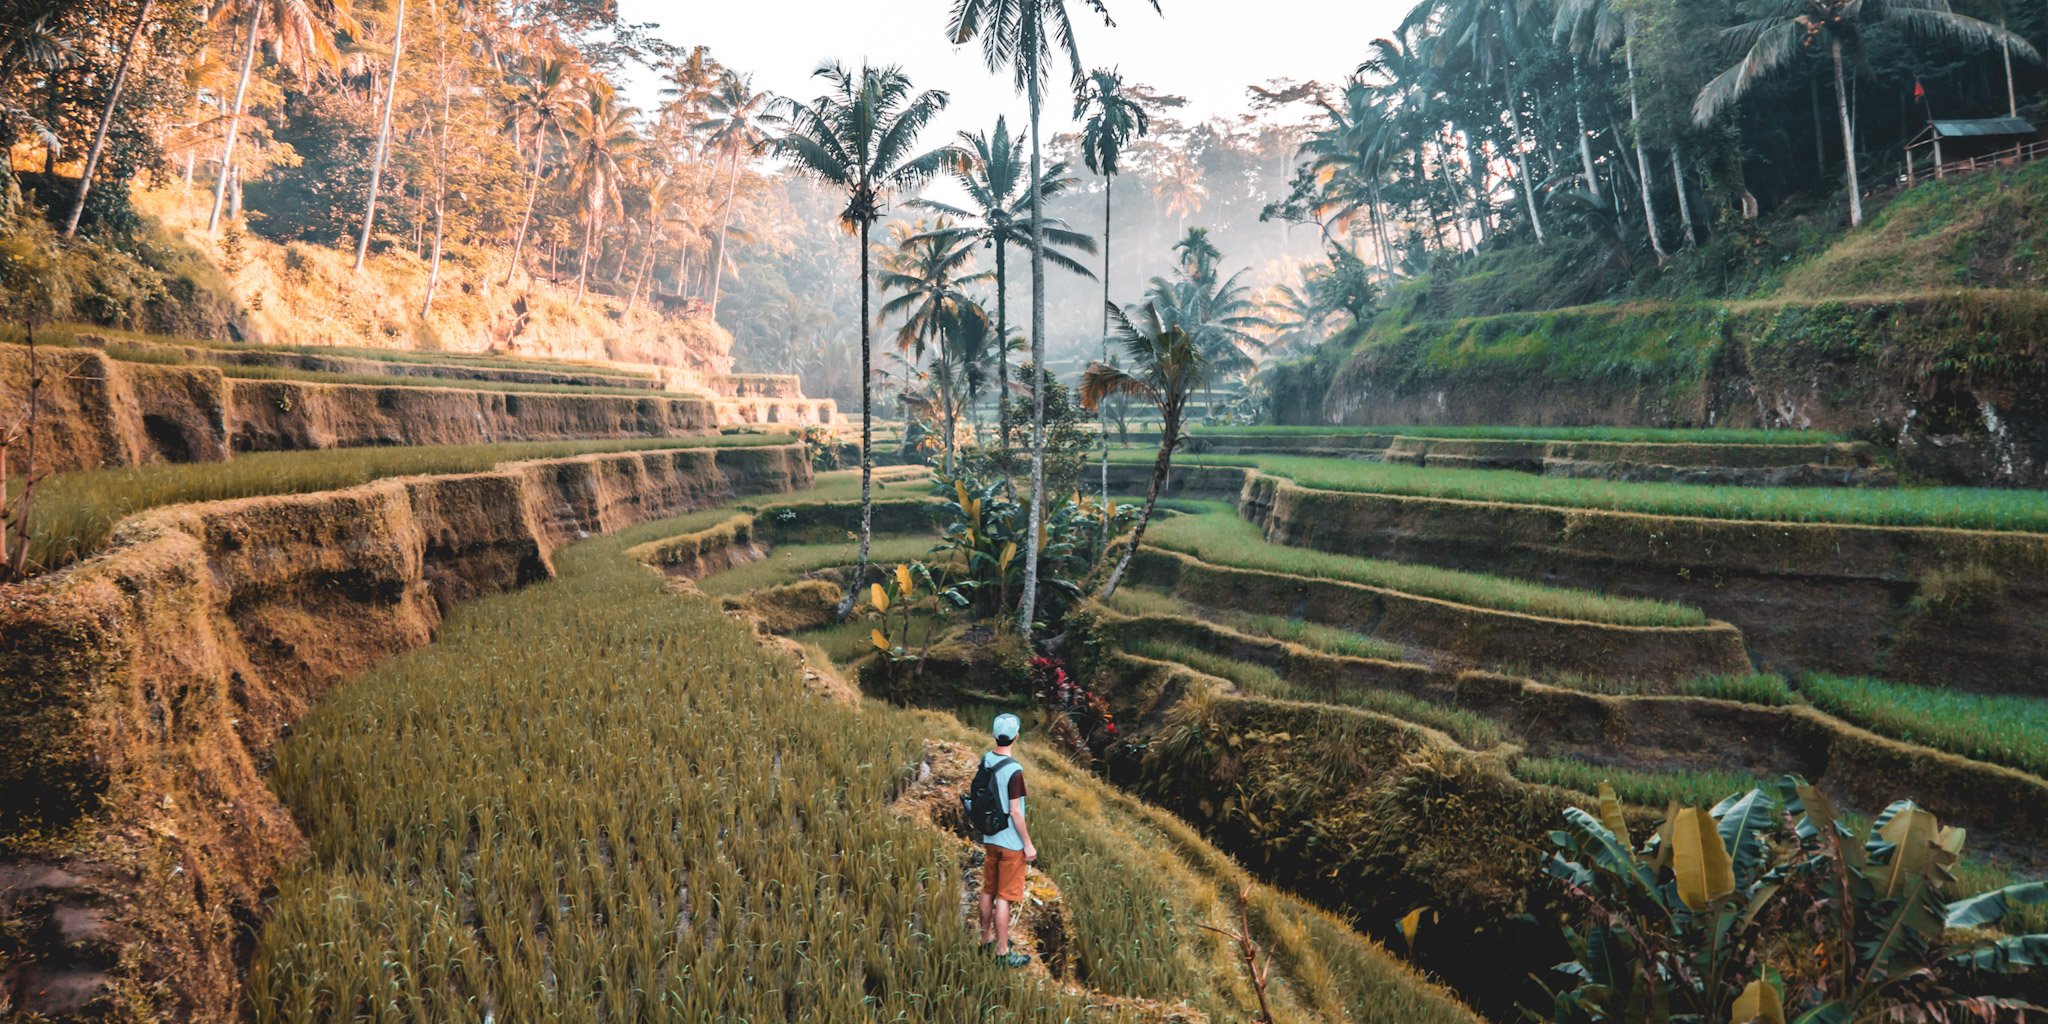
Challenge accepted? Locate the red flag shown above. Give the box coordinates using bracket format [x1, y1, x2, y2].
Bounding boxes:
[1914, 80, 1926, 101]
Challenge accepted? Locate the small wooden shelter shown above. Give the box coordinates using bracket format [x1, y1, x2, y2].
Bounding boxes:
[1904, 116, 2043, 183]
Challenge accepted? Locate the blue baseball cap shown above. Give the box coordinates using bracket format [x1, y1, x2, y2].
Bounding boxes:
[992, 713, 1021, 739]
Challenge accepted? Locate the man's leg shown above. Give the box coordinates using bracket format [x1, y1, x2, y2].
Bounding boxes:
[993, 897, 1012, 954]
[978, 890, 995, 945]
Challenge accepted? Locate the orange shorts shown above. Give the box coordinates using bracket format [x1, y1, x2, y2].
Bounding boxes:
[982, 844, 1026, 904]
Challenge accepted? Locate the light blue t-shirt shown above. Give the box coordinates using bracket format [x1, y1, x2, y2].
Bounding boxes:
[980, 751, 1026, 851]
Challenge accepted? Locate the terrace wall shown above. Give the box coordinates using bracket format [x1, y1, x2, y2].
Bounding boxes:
[74, 334, 661, 390]
[0, 443, 811, 1022]
[0, 344, 834, 473]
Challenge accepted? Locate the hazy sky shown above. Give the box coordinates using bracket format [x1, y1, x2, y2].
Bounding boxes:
[614, 0, 1411, 142]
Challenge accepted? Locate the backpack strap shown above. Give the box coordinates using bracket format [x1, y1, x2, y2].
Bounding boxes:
[982, 756, 1015, 798]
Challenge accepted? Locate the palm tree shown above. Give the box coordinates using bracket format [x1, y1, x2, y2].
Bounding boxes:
[909, 117, 1096, 462]
[879, 221, 993, 474]
[1079, 300, 1207, 600]
[352, 0, 406, 270]
[695, 71, 775, 319]
[1147, 266, 1269, 421]
[62, 0, 154, 239]
[1074, 67, 1149, 520]
[1555, 0, 1668, 260]
[563, 85, 640, 302]
[1151, 150, 1207, 225]
[949, 0, 1158, 637]
[205, 0, 361, 234]
[500, 56, 576, 283]
[771, 61, 955, 615]
[1407, 0, 1547, 244]
[1692, 0, 2034, 226]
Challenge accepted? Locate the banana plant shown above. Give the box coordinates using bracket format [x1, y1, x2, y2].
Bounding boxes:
[933, 472, 1124, 628]
[865, 561, 967, 688]
[1534, 777, 2047, 1024]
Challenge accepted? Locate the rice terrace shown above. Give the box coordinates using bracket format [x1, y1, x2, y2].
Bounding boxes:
[4, 0, 2048, 1020]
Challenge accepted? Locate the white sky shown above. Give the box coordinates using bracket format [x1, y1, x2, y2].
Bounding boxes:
[614, 0, 1411, 143]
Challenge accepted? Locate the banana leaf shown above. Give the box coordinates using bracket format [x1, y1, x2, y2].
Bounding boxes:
[1715, 788, 1779, 889]
[1673, 807, 1737, 912]
[1949, 934, 2048, 970]
[1946, 882, 2048, 928]
[1561, 807, 1658, 891]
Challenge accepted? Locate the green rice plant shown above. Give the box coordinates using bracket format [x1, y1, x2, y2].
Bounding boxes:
[1676, 673, 1796, 705]
[1236, 615, 1406, 662]
[1798, 674, 2048, 778]
[1189, 424, 1843, 445]
[1131, 453, 2048, 532]
[1101, 587, 1188, 618]
[1512, 756, 1766, 810]
[22, 322, 658, 377]
[1140, 504, 1706, 627]
[247, 506, 1477, 1022]
[24, 435, 789, 572]
[1129, 638, 1505, 750]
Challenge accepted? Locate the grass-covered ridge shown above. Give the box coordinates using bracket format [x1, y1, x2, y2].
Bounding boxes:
[24, 434, 790, 572]
[1799, 674, 2048, 779]
[248, 499, 1479, 1022]
[1135, 501, 1708, 627]
[1189, 423, 1843, 445]
[1143, 453, 2048, 532]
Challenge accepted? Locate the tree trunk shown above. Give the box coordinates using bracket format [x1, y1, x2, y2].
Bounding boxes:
[2002, 22, 2016, 118]
[1099, 409, 1176, 600]
[576, 191, 600, 302]
[1810, 79, 1827, 174]
[419, 18, 451, 319]
[1507, 80, 1540, 243]
[628, 226, 659, 312]
[503, 126, 543, 285]
[941, 356, 956, 476]
[1574, 86, 1601, 204]
[1831, 39, 1863, 226]
[1671, 143, 1698, 248]
[709, 145, 742, 319]
[853, 217, 875, 613]
[65, 0, 154, 239]
[993, 236, 1010, 465]
[1017, 76, 1048, 639]
[1625, 35, 1668, 263]
[355, 0, 405, 269]
[1097, 171, 1112, 541]
[207, 0, 264, 235]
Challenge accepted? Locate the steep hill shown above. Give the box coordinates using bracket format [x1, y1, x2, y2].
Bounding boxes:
[1293, 161, 2048, 486]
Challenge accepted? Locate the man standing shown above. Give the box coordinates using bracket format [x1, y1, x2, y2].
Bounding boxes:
[977, 713, 1035, 968]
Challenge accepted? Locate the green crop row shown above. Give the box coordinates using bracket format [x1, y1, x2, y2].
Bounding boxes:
[22, 435, 788, 573]
[1137, 502, 1707, 627]
[1128, 637, 1505, 750]
[695, 533, 940, 596]
[209, 361, 664, 397]
[1106, 586, 1406, 662]
[248, 505, 1477, 1022]
[18, 321, 656, 377]
[1189, 424, 1842, 445]
[1137, 452, 2048, 532]
[1799, 674, 2048, 779]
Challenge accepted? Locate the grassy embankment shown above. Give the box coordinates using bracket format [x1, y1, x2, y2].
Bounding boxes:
[1133, 452, 2048, 532]
[1800, 674, 2048, 778]
[1135, 501, 1706, 627]
[23, 435, 790, 572]
[1105, 588, 1405, 662]
[1188, 424, 1842, 445]
[18, 321, 659, 376]
[248, 487, 1478, 1023]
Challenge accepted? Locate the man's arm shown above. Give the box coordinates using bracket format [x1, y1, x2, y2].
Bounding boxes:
[1010, 795, 1035, 862]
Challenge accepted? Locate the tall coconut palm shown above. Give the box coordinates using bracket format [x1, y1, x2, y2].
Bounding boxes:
[949, 0, 1159, 637]
[695, 71, 775, 319]
[352, 0, 407, 270]
[1555, 0, 1668, 258]
[1074, 67, 1148, 519]
[205, 0, 361, 234]
[771, 61, 955, 614]
[1147, 264, 1270, 420]
[563, 85, 640, 302]
[499, 56, 576, 283]
[1079, 300, 1207, 600]
[879, 221, 993, 474]
[1406, 0, 1547, 244]
[1692, 0, 2034, 226]
[62, 0, 153, 239]
[909, 116, 1096, 463]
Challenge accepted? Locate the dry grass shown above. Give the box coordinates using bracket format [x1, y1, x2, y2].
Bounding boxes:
[248, 506, 1479, 1022]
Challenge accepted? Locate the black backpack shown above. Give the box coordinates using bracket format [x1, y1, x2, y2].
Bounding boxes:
[961, 756, 1015, 836]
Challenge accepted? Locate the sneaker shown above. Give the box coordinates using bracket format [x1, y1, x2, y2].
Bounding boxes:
[996, 951, 1030, 969]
